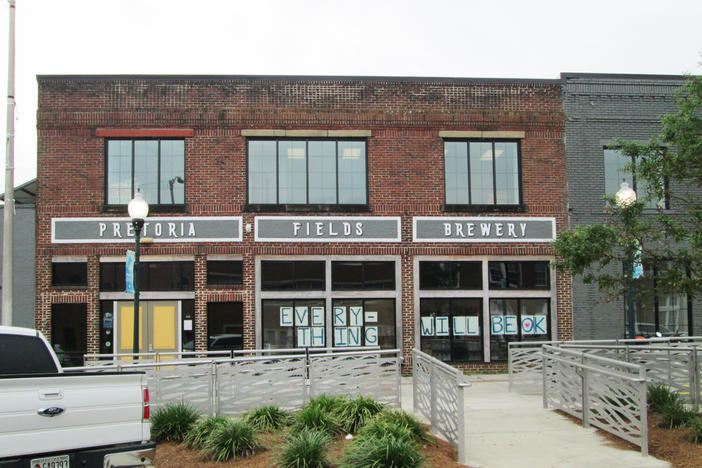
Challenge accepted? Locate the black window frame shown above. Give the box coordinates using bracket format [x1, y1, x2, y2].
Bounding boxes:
[419, 298, 484, 363]
[443, 138, 523, 210]
[245, 137, 369, 211]
[206, 260, 243, 287]
[603, 147, 669, 210]
[419, 261, 482, 290]
[261, 260, 326, 291]
[489, 298, 551, 362]
[51, 262, 88, 288]
[331, 298, 397, 349]
[331, 261, 395, 291]
[104, 138, 186, 209]
[488, 261, 550, 290]
[99, 261, 194, 292]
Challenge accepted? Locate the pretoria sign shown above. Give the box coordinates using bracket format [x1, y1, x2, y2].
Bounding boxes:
[51, 217, 242, 243]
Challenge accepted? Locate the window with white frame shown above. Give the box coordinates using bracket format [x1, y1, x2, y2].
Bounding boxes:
[418, 259, 552, 363]
[259, 258, 398, 350]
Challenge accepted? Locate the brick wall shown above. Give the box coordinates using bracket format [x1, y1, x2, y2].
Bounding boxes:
[36, 75, 569, 369]
[561, 73, 702, 339]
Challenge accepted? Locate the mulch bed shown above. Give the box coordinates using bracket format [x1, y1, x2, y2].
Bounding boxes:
[557, 410, 702, 468]
[154, 431, 467, 468]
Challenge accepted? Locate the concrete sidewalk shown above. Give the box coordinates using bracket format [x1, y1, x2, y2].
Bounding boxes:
[400, 375, 669, 468]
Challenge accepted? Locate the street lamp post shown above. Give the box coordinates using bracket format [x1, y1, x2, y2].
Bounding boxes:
[128, 191, 149, 355]
[615, 180, 637, 339]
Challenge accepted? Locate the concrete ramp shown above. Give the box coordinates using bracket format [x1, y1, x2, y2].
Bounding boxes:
[402, 375, 669, 468]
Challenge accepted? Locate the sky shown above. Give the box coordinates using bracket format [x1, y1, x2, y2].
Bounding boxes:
[0, 0, 700, 193]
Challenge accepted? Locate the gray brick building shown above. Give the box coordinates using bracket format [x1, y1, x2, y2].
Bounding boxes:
[562, 73, 702, 339]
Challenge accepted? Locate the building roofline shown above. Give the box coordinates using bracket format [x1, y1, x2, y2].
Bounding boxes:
[36, 74, 562, 86]
[561, 72, 689, 81]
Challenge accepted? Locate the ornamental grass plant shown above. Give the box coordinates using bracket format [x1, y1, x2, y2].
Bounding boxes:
[336, 396, 385, 433]
[294, 404, 343, 435]
[339, 433, 424, 468]
[150, 402, 201, 443]
[243, 405, 293, 431]
[648, 384, 682, 414]
[374, 409, 432, 444]
[202, 418, 258, 462]
[279, 429, 332, 468]
[183, 416, 229, 449]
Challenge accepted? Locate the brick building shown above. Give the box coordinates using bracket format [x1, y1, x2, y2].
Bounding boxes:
[562, 73, 702, 340]
[36, 75, 570, 370]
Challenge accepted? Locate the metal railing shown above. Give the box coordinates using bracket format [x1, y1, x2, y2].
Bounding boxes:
[67, 348, 401, 416]
[542, 345, 648, 455]
[509, 336, 702, 394]
[412, 349, 470, 465]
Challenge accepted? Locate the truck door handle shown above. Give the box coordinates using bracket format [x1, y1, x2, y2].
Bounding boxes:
[38, 407, 65, 417]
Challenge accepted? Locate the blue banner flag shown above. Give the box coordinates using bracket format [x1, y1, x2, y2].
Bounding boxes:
[125, 250, 135, 293]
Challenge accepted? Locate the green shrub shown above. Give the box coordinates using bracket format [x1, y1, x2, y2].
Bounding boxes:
[648, 384, 682, 414]
[660, 400, 696, 429]
[688, 417, 702, 444]
[243, 405, 293, 431]
[375, 410, 431, 444]
[294, 404, 343, 435]
[279, 429, 332, 468]
[150, 402, 200, 442]
[183, 416, 229, 449]
[202, 418, 258, 462]
[358, 420, 414, 442]
[308, 394, 347, 413]
[340, 435, 424, 468]
[337, 396, 385, 433]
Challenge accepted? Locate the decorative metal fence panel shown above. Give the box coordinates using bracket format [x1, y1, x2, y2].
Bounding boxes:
[412, 349, 469, 465]
[542, 345, 648, 455]
[217, 355, 308, 416]
[509, 336, 702, 398]
[309, 350, 401, 407]
[69, 349, 402, 417]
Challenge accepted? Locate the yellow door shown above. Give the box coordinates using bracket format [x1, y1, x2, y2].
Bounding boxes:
[116, 301, 179, 357]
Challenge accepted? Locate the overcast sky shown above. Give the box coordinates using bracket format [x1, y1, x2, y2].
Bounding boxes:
[0, 0, 700, 193]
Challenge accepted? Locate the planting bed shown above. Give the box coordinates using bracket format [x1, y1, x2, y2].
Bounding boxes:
[154, 432, 466, 467]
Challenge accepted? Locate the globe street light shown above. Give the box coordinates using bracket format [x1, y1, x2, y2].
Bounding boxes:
[615, 180, 637, 339]
[128, 191, 149, 355]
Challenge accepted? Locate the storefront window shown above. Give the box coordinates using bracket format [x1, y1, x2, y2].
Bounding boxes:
[419, 261, 481, 290]
[100, 261, 194, 291]
[489, 298, 550, 361]
[332, 261, 395, 290]
[207, 302, 243, 351]
[52, 262, 87, 287]
[262, 299, 326, 349]
[207, 261, 243, 286]
[488, 261, 550, 289]
[420, 298, 482, 362]
[261, 261, 325, 290]
[51, 303, 87, 367]
[332, 299, 395, 349]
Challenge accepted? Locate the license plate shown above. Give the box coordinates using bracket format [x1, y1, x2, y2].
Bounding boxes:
[30, 455, 70, 468]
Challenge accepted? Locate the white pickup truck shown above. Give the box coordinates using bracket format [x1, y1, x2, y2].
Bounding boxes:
[0, 326, 155, 468]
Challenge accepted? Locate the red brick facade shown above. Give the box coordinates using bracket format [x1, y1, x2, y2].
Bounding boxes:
[36, 75, 570, 370]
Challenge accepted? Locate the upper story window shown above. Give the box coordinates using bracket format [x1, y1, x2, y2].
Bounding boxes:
[261, 261, 325, 291]
[419, 261, 482, 290]
[100, 261, 194, 291]
[488, 261, 550, 290]
[444, 140, 520, 206]
[106, 139, 185, 206]
[207, 260, 243, 286]
[248, 139, 366, 205]
[604, 149, 666, 209]
[332, 261, 395, 290]
[52, 262, 88, 287]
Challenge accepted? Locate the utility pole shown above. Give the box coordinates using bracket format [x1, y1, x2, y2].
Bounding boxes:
[2, 0, 16, 326]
